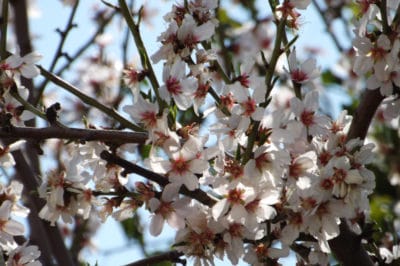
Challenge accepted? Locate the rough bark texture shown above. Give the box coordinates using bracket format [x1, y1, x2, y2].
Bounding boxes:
[10, 1, 75, 265]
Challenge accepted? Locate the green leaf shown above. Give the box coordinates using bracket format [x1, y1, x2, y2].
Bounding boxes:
[146, 251, 174, 266]
[348, 2, 362, 18]
[120, 214, 145, 247]
[321, 70, 342, 85]
[370, 195, 394, 228]
[217, 8, 242, 29]
[139, 144, 152, 159]
[342, 96, 359, 116]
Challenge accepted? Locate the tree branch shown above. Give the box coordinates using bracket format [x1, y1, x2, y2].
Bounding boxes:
[347, 89, 385, 141]
[12, 150, 76, 266]
[312, 0, 344, 53]
[0, 126, 148, 144]
[123, 251, 185, 266]
[328, 89, 385, 266]
[38, 65, 145, 132]
[35, 11, 116, 101]
[33, 0, 80, 105]
[118, 0, 163, 109]
[100, 150, 217, 206]
[0, 0, 9, 60]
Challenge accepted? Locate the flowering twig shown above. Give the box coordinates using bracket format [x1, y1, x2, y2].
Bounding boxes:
[100, 151, 217, 206]
[242, 17, 287, 164]
[214, 3, 234, 78]
[121, 0, 135, 67]
[118, 0, 163, 109]
[328, 89, 385, 266]
[9, 88, 47, 120]
[123, 250, 185, 266]
[264, 17, 286, 95]
[38, 65, 145, 132]
[12, 150, 76, 266]
[0, 126, 148, 144]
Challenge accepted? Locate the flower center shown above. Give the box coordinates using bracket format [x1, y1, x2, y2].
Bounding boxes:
[333, 168, 347, 183]
[166, 77, 182, 95]
[291, 69, 308, 83]
[242, 98, 256, 116]
[171, 156, 189, 175]
[140, 111, 157, 128]
[300, 110, 315, 126]
[227, 188, 245, 204]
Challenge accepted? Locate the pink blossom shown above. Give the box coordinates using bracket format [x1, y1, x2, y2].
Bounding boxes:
[286, 48, 320, 88]
[1, 51, 42, 79]
[150, 136, 208, 191]
[159, 59, 197, 110]
[6, 242, 41, 266]
[290, 90, 330, 136]
[148, 188, 190, 236]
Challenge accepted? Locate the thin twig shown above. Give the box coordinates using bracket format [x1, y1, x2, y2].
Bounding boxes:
[38, 65, 145, 132]
[35, 11, 116, 98]
[123, 251, 185, 266]
[214, 2, 234, 78]
[393, 4, 400, 27]
[264, 18, 286, 94]
[10, 88, 47, 120]
[312, 0, 344, 53]
[118, 0, 163, 109]
[100, 151, 217, 206]
[242, 17, 287, 165]
[33, 0, 80, 106]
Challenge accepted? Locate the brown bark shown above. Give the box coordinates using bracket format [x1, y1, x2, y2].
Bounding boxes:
[0, 126, 148, 144]
[328, 89, 385, 266]
[9, 1, 76, 265]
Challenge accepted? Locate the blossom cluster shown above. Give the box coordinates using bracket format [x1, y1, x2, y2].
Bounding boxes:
[53, 0, 376, 264]
[0, 52, 40, 125]
[0, 180, 41, 265]
[0, 51, 43, 265]
[1, 0, 400, 265]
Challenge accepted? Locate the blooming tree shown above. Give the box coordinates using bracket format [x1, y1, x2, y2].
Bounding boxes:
[0, 0, 400, 265]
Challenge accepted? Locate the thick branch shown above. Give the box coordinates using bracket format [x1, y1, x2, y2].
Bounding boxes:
[100, 151, 217, 206]
[0, 126, 148, 144]
[123, 251, 185, 266]
[0, 0, 8, 60]
[328, 89, 385, 266]
[347, 89, 385, 140]
[12, 150, 76, 266]
[10, 0, 41, 176]
[329, 222, 373, 266]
